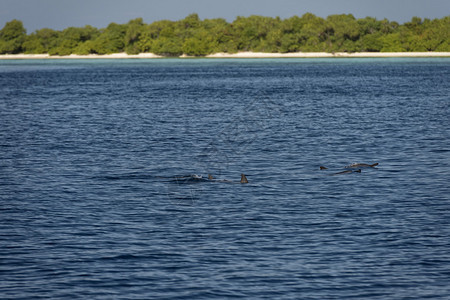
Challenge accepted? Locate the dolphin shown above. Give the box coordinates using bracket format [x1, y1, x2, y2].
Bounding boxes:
[345, 163, 378, 169]
[331, 169, 361, 176]
[240, 174, 249, 184]
[174, 174, 208, 182]
[207, 174, 230, 182]
[207, 173, 248, 183]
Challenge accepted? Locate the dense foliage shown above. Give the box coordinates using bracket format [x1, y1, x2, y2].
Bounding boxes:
[1, 13, 449, 56]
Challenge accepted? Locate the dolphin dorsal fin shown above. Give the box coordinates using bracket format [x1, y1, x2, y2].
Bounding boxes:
[240, 174, 248, 184]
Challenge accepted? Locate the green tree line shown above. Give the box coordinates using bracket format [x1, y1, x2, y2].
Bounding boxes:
[1, 13, 449, 56]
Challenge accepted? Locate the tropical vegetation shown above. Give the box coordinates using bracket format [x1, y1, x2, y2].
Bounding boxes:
[1, 13, 449, 56]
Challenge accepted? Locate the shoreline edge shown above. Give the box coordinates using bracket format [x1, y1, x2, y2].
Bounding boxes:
[1, 52, 450, 60]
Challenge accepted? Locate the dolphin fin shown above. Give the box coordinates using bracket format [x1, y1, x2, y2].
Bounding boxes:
[240, 174, 248, 184]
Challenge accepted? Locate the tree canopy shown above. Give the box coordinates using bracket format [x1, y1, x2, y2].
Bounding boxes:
[1, 13, 449, 56]
[0, 19, 27, 54]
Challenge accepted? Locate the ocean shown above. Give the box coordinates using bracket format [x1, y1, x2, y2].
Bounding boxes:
[1, 58, 449, 299]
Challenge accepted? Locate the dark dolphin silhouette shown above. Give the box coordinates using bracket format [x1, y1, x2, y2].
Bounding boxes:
[207, 173, 248, 183]
[331, 169, 361, 176]
[345, 163, 379, 169]
[240, 174, 249, 183]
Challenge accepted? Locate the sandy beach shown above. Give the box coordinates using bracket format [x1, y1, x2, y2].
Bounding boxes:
[0, 53, 164, 59]
[0, 52, 449, 59]
[207, 52, 450, 58]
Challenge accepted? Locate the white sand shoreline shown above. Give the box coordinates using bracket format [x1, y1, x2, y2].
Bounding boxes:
[0, 52, 449, 60]
[0, 53, 164, 60]
[207, 52, 450, 58]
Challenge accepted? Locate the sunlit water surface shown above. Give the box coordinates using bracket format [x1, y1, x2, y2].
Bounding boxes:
[1, 58, 449, 299]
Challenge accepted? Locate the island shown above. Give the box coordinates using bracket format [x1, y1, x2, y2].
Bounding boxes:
[1, 13, 449, 58]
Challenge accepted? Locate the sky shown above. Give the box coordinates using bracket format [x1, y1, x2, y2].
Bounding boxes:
[1, 0, 449, 32]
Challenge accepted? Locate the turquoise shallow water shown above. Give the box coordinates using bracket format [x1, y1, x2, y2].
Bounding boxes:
[1, 58, 449, 299]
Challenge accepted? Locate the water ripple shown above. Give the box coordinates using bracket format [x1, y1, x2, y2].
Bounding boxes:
[1, 58, 449, 299]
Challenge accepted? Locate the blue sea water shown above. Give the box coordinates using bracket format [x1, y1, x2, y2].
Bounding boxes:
[0, 58, 449, 299]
